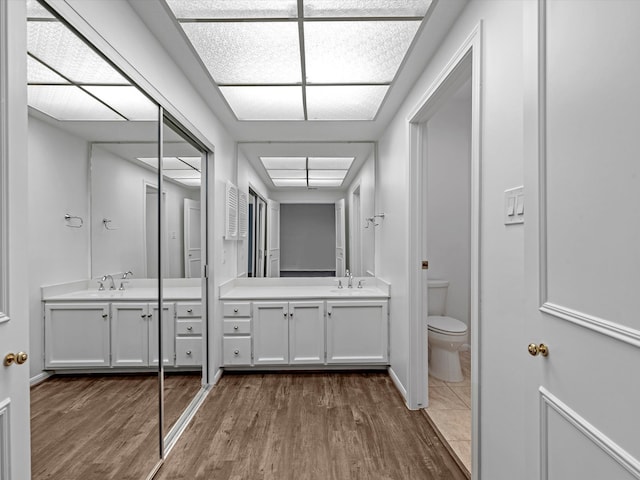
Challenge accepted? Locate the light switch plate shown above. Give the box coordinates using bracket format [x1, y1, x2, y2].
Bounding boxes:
[504, 186, 524, 225]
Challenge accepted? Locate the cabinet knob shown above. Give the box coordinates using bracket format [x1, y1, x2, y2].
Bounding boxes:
[186, 350, 192, 356]
[141, 314, 147, 318]
[102, 313, 108, 319]
[289, 312, 293, 317]
[148, 313, 152, 318]
[234, 350, 239, 355]
[187, 326, 193, 331]
[233, 308, 238, 313]
[283, 312, 287, 317]
[233, 325, 239, 330]
[187, 308, 193, 313]
[328, 311, 332, 316]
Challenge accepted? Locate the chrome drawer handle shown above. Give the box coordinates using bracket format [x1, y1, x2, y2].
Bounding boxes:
[233, 325, 239, 330]
[187, 326, 193, 331]
[233, 308, 238, 313]
[234, 350, 239, 355]
[187, 308, 193, 313]
[102, 314, 108, 319]
[141, 314, 147, 318]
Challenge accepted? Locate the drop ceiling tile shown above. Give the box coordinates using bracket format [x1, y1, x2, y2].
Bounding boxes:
[308, 178, 343, 187]
[220, 86, 304, 120]
[308, 157, 354, 169]
[164, 169, 201, 179]
[261, 157, 307, 169]
[28, 56, 69, 84]
[166, 0, 298, 18]
[181, 22, 301, 84]
[268, 170, 307, 179]
[179, 157, 202, 171]
[305, 20, 420, 84]
[308, 169, 348, 179]
[84, 86, 158, 121]
[28, 85, 124, 121]
[28, 21, 129, 85]
[303, 0, 431, 17]
[272, 178, 308, 187]
[306, 85, 388, 120]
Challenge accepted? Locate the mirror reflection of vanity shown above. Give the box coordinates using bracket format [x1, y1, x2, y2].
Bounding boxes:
[236, 141, 377, 279]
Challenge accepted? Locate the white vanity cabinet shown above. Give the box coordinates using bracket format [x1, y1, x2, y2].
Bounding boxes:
[326, 300, 389, 364]
[44, 303, 110, 368]
[222, 302, 252, 366]
[111, 303, 175, 367]
[175, 302, 203, 366]
[253, 301, 325, 365]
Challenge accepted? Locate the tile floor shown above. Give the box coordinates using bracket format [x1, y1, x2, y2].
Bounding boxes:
[424, 350, 472, 475]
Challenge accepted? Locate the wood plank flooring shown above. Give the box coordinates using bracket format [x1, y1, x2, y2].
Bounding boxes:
[155, 373, 467, 480]
[31, 373, 201, 480]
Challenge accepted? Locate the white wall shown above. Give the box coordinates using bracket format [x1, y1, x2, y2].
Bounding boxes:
[376, 1, 526, 477]
[426, 89, 472, 330]
[280, 204, 335, 272]
[347, 150, 376, 276]
[90, 145, 194, 279]
[27, 115, 91, 378]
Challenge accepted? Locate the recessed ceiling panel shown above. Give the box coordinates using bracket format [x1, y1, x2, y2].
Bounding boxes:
[306, 85, 388, 120]
[139, 157, 193, 169]
[308, 179, 343, 187]
[28, 85, 124, 121]
[84, 86, 158, 121]
[304, 21, 420, 83]
[181, 22, 301, 84]
[272, 178, 308, 187]
[28, 56, 69, 84]
[179, 157, 202, 171]
[261, 157, 307, 169]
[304, 0, 431, 17]
[268, 170, 307, 179]
[221, 86, 304, 120]
[308, 170, 347, 179]
[28, 22, 129, 85]
[166, 0, 298, 19]
[308, 157, 355, 169]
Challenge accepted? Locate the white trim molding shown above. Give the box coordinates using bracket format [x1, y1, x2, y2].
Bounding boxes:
[387, 366, 407, 404]
[539, 387, 640, 479]
[0, 0, 10, 325]
[0, 398, 10, 480]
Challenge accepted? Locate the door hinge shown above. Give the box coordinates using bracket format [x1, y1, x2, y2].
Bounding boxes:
[422, 260, 429, 270]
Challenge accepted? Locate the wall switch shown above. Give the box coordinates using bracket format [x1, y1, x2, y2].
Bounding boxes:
[504, 186, 524, 225]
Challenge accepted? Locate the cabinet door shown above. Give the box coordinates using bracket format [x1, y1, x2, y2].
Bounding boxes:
[44, 303, 110, 368]
[289, 301, 325, 364]
[326, 301, 388, 364]
[149, 303, 176, 366]
[111, 303, 149, 367]
[253, 302, 288, 364]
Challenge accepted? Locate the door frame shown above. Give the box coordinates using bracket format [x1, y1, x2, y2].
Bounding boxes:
[407, 22, 483, 478]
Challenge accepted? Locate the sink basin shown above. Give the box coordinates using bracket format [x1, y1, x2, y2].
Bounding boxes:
[329, 288, 379, 296]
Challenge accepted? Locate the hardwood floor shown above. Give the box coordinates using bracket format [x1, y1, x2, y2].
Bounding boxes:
[31, 373, 201, 480]
[156, 373, 467, 480]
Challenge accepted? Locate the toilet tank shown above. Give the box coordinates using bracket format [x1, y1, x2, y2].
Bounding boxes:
[427, 280, 449, 316]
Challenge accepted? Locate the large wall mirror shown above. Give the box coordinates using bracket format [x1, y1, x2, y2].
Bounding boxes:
[236, 142, 376, 279]
[26, 1, 208, 477]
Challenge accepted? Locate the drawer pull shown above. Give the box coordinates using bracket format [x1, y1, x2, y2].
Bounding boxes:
[187, 326, 193, 331]
[283, 312, 287, 317]
[234, 350, 239, 355]
[233, 325, 239, 330]
[233, 308, 239, 313]
[187, 308, 193, 313]
[141, 314, 147, 318]
[102, 313, 108, 319]
[186, 350, 192, 356]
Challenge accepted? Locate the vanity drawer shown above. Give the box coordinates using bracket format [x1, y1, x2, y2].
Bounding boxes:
[176, 303, 202, 317]
[223, 319, 251, 335]
[223, 336, 251, 365]
[176, 319, 202, 336]
[223, 302, 251, 317]
[176, 338, 202, 366]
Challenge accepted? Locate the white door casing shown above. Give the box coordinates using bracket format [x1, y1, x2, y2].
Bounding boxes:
[256, 197, 267, 278]
[524, 1, 640, 478]
[184, 198, 201, 278]
[335, 198, 346, 276]
[266, 200, 280, 278]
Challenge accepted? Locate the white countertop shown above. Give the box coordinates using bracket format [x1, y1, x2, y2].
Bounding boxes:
[43, 287, 202, 302]
[219, 278, 390, 300]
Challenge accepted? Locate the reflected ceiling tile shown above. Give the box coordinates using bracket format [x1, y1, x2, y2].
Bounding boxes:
[304, 0, 431, 17]
[308, 170, 348, 179]
[27, 21, 128, 85]
[308, 178, 344, 187]
[181, 22, 301, 84]
[166, 0, 298, 18]
[306, 85, 388, 120]
[268, 170, 307, 179]
[164, 169, 201, 179]
[28, 85, 124, 121]
[272, 178, 307, 187]
[84, 86, 158, 121]
[305, 21, 420, 83]
[28, 56, 69, 84]
[26, 0, 55, 18]
[220, 86, 304, 120]
[174, 178, 201, 187]
[308, 157, 354, 169]
[260, 157, 306, 169]
[178, 157, 202, 171]
[138, 157, 197, 170]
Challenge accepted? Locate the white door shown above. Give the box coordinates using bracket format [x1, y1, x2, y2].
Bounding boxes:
[335, 199, 346, 276]
[266, 200, 280, 278]
[289, 301, 325, 364]
[524, 1, 640, 478]
[253, 302, 288, 364]
[184, 199, 201, 278]
[112, 303, 149, 367]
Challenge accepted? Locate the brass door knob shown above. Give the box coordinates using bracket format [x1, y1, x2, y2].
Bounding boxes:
[4, 353, 15, 366]
[16, 352, 28, 364]
[4, 352, 28, 366]
[528, 343, 549, 357]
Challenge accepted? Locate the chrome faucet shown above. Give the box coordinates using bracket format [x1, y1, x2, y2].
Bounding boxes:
[102, 274, 116, 290]
[119, 271, 133, 291]
[348, 273, 354, 289]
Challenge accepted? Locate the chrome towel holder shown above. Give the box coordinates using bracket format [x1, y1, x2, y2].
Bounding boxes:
[64, 214, 83, 228]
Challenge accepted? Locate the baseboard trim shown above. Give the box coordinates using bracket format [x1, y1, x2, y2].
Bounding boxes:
[30, 372, 52, 387]
[211, 367, 223, 385]
[387, 366, 408, 405]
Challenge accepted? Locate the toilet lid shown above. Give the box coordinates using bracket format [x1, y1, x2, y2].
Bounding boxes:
[427, 316, 467, 334]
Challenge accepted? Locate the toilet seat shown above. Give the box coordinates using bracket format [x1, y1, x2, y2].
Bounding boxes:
[427, 315, 467, 335]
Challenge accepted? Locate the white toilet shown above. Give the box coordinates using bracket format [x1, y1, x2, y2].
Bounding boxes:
[427, 280, 468, 382]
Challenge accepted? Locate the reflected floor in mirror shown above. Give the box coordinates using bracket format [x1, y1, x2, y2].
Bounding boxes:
[31, 374, 201, 480]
